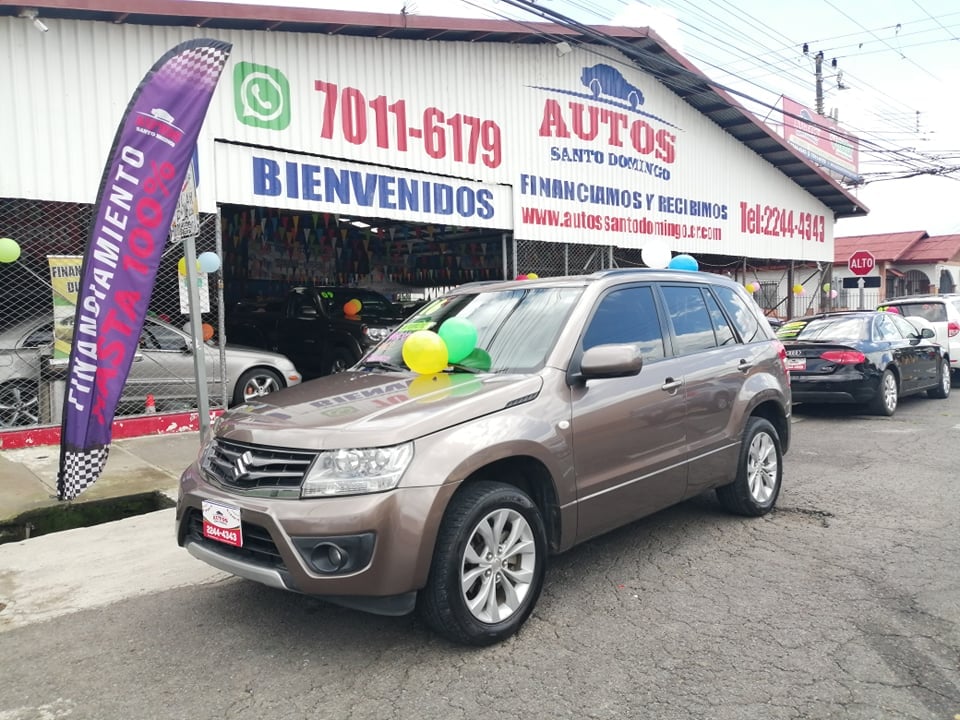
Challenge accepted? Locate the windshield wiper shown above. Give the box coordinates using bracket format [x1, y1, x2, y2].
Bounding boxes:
[360, 360, 407, 372]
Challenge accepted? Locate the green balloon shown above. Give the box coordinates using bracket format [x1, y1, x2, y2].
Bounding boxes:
[438, 317, 478, 364]
[0, 237, 21, 263]
[457, 347, 492, 372]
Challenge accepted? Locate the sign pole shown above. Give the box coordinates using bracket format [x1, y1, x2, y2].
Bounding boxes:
[859, 277, 865, 310]
[183, 238, 211, 444]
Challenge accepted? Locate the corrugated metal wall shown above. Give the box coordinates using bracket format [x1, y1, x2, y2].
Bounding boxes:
[0, 15, 836, 260]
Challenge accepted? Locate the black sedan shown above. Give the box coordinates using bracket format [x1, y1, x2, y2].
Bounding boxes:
[776, 310, 951, 416]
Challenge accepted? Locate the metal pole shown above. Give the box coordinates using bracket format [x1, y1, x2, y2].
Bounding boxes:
[183, 236, 210, 445]
[215, 210, 228, 412]
[501, 233, 508, 280]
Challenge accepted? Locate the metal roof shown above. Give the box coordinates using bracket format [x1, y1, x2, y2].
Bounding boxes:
[1, 0, 869, 219]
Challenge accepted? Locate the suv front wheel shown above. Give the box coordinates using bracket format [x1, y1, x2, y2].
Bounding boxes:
[716, 416, 782, 516]
[420, 481, 547, 646]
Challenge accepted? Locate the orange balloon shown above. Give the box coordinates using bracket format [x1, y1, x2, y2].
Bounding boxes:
[202, 323, 214, 341]
[344, 298, 362, 316]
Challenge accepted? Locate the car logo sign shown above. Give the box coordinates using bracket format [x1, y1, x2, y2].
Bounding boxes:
[232, 451, 254, 480]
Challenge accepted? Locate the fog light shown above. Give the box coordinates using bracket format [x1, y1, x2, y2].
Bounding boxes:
[311, 542, 349, 572]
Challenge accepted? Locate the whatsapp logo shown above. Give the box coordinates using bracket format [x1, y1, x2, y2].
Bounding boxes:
[234, 62, 290, 130]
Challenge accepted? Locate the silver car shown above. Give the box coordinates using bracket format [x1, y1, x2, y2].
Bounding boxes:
[0, 315, 303, 427]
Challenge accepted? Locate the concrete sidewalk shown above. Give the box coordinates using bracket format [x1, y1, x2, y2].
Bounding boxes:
[0, 431, 205, 521]
[0, 430, 232, 632]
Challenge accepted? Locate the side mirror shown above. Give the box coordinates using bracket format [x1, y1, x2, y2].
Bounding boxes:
[578, 343, 644, 380]
[921, 327, 935, 339]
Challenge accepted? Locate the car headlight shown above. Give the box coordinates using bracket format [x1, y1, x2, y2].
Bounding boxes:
[366, 326, 391, 342]
[300, 442, 414, 498]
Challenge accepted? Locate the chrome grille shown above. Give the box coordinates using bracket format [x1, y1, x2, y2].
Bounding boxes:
[202, 438, 316, 490]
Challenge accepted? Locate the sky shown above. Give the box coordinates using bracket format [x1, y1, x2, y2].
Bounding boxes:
[198, 0, 960, 237]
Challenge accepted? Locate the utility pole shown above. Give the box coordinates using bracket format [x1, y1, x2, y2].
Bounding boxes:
[814, 50, 824, 115]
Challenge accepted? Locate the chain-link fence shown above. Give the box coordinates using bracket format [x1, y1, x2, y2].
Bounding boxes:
[0, 197, 224, 429]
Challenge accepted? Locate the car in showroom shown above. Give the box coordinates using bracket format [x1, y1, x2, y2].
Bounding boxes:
[878, 294, 960, 381]
[177, 269, 792, 645]
[0, 314, 303, 428]
[777, 310, 950, 415]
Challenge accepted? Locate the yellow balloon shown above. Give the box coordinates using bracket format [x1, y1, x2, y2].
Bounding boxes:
[402, 330, 449, 375]
[177, 257, 201, 276]
[526, 272, 539, 279]
[408, 373, 453, 402]
[793, 283, 805, 295]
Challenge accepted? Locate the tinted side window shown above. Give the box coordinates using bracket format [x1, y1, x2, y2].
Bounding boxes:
[889, 313, 921, 338]
[875, 313, 902, 340]
[703, 292, 737, 346]
[582, 286, 665, 360]
[661, 285, 718, 355]
[714, 285, 762, 342]
[145, 322, 189, 351]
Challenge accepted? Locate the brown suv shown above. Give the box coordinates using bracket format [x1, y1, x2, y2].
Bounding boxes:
[176, 269, 792, 645]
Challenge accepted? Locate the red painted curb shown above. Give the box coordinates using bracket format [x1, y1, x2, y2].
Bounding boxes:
[0, 409, 224, 450]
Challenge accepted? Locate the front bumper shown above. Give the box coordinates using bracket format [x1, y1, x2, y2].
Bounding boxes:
[176, 461, 456, 614]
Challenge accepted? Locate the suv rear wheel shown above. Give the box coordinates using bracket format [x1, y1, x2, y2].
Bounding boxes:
[716, 416, 782, 516]
[420, 481, 547, 646]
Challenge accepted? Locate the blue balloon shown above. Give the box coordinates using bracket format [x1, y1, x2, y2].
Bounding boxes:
[668, 254, 698, 271]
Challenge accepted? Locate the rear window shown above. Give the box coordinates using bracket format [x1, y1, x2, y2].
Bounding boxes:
[713, 285, 763, 342]
[777, 315, 870, 342]
[884, 302, 947, 323]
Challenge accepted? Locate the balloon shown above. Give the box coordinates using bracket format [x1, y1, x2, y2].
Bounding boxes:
[822, 282, 831, 292]
[745, 282, 756, 293]
[792, 284, 805, 295]
[202, 323, 214, 341]
[668, 254, 699, 271]
[884, 306, 901, 314]
[829, 289, 839, 299]
[641, 239, 671, 269]
[344, 298, 362, 316]
[526, 272, 539, 279]
[515, 274, 528, 281]
[408, 373, 452, 402]
[402, 330, 448, 375]
[198, 251, 221, 273]
[438, 317, 478, 364]
[0, 237, 21, 263]
[457, 347, 492, 372]
[177, 257, 200, 276]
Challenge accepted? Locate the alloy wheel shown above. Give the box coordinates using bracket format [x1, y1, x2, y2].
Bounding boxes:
[747, 430, 778, 504]
[243, 374, 280, 401]
[460, 508, 537, 624]
[882, 372, 898, 413]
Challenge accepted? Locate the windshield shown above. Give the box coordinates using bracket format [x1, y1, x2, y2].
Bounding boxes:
[363, 286, 584, 373]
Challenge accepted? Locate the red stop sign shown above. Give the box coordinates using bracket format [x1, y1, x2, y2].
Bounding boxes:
[848, 250, 876, 276]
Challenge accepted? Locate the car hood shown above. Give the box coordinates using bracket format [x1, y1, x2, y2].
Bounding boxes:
[216, 370, 544, 449]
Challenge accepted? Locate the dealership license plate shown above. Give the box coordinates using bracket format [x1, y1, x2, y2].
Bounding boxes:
[201, 499, 243, 547]
[785, 358, 807, 371]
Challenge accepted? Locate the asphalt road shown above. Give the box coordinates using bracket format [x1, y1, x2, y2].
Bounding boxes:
[1, 395, 958, 720]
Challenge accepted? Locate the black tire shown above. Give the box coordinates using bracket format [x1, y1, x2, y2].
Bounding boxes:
[419, 481, 547, 646]
[327, 347, 357, 375]
[928, 358, 951, 399]
[869, 368, 898, 416]
[0, 381, 40, 428]
[232, 368, 283, 406]
[716, 416, 782, 517]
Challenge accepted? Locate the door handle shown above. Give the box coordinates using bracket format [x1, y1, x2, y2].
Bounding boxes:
[737, 359, 753, 373]
[661, 378, 682, 393]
